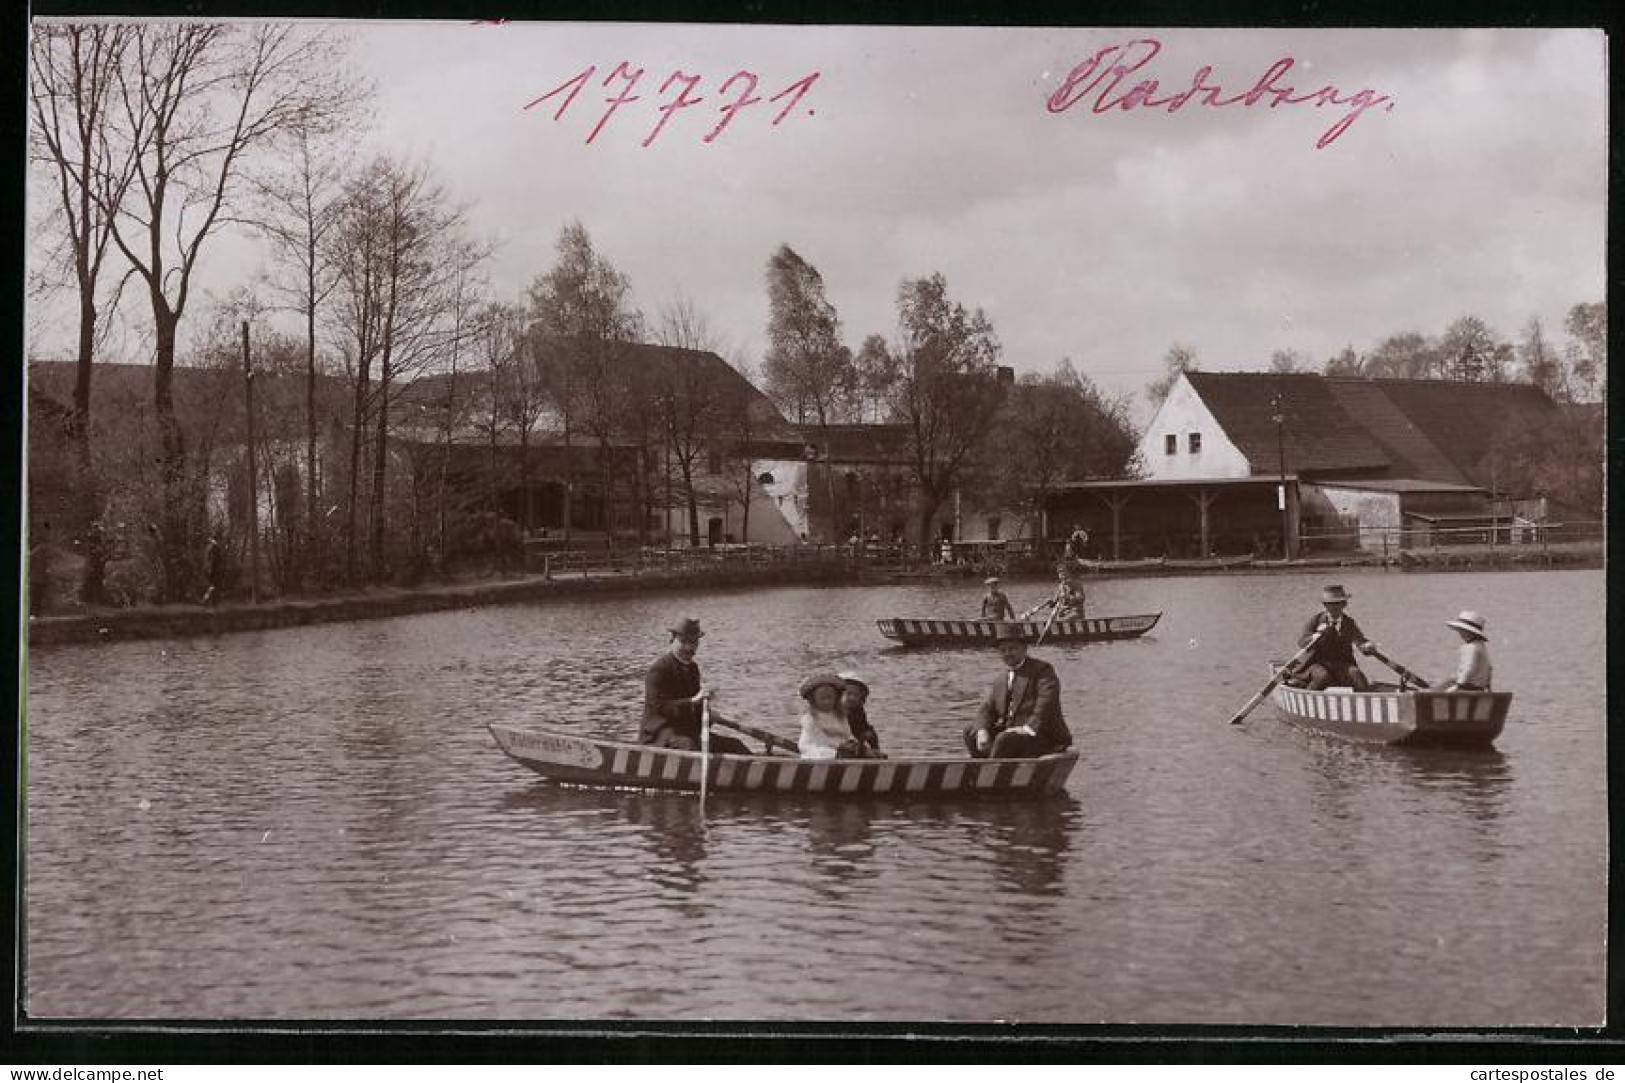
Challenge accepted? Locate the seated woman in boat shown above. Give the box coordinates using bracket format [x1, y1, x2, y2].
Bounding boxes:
[1442, 610, 1493, 691]
[838, 671, 883, 757]
[797, 672, 869, 759]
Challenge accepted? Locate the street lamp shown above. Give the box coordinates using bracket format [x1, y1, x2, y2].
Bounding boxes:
[1271, 389, 1290, 560]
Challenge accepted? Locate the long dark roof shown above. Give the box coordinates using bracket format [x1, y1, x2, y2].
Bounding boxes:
[1182, 371, 1562, 487]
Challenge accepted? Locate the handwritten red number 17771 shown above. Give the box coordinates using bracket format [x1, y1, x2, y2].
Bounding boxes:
[526, 64, 821, 147]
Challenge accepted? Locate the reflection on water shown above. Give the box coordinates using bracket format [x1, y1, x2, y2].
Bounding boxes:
[24, 568, 1605, 1025]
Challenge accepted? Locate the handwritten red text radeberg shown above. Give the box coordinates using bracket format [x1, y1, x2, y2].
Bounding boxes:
[1046, 39, 1395, 149]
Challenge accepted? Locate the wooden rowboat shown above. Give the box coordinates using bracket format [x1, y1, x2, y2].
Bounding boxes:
[1268, 673, 1510, 747]
[876, 612, 1161, 647]
[489, 723, 1078, 798]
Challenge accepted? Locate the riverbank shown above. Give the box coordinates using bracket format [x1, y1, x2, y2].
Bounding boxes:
[26, 539, 1601, 647]
[26, 559, 852, 647]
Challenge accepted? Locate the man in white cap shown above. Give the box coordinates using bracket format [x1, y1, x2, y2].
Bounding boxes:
[1297, 583, 1377, 691]
[1443, 610, 1493, 691]
[980, 576, 1015, 620]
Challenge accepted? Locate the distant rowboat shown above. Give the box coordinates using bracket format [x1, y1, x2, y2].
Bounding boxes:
[1268, 673, 1510, 747]
[876, 612, 1161, 647]
[489, 724, 1078, 798]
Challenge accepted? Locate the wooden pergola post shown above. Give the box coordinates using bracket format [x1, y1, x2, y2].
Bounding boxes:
[1100, 493, 1131, 561]
[1187, 488, 1219, 558]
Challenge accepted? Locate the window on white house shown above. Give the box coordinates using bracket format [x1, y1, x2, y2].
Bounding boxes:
[1189, 432, 1202, 454]
[1164, 434, 1177, 455]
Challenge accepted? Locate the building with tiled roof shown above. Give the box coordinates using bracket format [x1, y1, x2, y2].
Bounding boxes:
[1048, 370, 1565, 559]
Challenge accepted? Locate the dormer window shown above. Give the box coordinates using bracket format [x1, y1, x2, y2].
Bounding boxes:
[1189, 432, 1202, 454]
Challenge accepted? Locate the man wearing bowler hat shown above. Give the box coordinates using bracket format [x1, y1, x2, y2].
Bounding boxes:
[1297, 584, 1378, 691]
[641, 617, 751, 754]
[964, 623, 1072, 759]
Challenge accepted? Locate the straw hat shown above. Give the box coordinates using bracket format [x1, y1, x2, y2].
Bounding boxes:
[799, 672, 846, 700]
[1320, 584, 1351, 604]
[984, 576, 1001, 586]
[1445, 610, 1488, 641]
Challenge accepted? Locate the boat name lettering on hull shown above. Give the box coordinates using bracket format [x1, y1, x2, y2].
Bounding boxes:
[511, 730, 603, 769]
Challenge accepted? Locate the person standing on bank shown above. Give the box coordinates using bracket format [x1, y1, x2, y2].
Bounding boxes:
[1297, 584, 1377, 691]
[1442, 610, 1493, 691]
[964, 625, 1073, 759]
[641, 617, 751, 754]
[980, 576, 1016, 620]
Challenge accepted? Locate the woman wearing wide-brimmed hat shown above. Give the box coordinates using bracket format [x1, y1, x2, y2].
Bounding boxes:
[1442, 610, 1493, 691]
[1295, 584, 1378, 691]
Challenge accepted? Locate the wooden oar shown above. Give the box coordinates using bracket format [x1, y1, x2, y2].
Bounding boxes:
[1017, 596, 1054, 620]
[1227, 631, 1323, 726]
[1033, 592, 1064, 648]
[1366, 646, 1432, 690]
[709, 714, 799, 756]
[699, 698, 711, 809]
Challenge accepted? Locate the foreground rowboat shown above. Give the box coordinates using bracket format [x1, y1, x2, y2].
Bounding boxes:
[1268, 674, 1510, 747]
[489, 723, 1079, 798]
[876, 612, 1161, 647]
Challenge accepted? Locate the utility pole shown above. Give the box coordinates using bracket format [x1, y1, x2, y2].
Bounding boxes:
[1271, 389, 1292, 560]
[242, 321, 261, 604]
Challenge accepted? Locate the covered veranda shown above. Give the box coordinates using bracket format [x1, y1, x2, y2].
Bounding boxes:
[1044, 476, 1303, 561]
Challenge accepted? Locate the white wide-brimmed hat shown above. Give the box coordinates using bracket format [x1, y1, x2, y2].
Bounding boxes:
[1445, 610, 1488, 640]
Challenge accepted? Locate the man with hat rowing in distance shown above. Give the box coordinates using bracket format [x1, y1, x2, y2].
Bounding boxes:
[641, 617, 751, 754]
[1296, 584, 1378, 691]
[963, 623, 1073, 759]
[980, 576, 1016, 620]
[1442, 609, 1493, 692]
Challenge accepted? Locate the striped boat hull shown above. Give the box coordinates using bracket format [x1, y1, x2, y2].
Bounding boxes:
[489, 724, 1078, 798]
[1268, 677, 1510, 747]
[876, 612, 1161, 647]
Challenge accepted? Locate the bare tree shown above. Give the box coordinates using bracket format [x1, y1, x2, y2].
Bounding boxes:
[654, 298, 729, 545]
[763, 244, 854, 426]
[1145, 343, 1198, 405]
[1364, 331, 1439, 380]
[1323, 345, 1365, 377]
[248, 114, 366, 583]
[1269, 348, 1306, 374]
[29, 22, 137, 604]
[94, 22, 351, 600]
[1518, 317, 1565, 399]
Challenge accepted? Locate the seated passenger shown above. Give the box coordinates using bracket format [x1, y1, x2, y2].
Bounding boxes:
[797, 672, 867, 759]
[1053, 567, 1087, 620]
[1442, 610, 1493, 691]
[838, 671, 883, 757]
[962, 625, 1073, 759]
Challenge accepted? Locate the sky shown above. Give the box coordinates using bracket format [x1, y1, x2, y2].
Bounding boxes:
[27, 22, 1609, 421]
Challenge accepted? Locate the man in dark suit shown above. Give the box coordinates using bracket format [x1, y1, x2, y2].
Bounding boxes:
[641, 617, 751, 753]
[1297, 583, 1376, 691]
[963, 624, 1073, 758]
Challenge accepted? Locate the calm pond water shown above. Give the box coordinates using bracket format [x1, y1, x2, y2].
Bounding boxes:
[23, 567, 1605, 1026]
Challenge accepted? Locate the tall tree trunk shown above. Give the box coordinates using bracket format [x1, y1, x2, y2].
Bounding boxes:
[304, 263, 320, 586]
[153, 308, 187, 603]
[73, 290, 106, 604]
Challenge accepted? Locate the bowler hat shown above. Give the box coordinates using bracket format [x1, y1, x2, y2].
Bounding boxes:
[799, 672, 846, 700]
[669, 617, 705, 639]
[1320, 584, 1351, 604]
[993, 623, 1029, 645]
[1445, 610, 1488, 641]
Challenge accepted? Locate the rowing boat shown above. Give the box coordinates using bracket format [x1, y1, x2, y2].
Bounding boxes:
[489, 723, 1079, 798]
[1267, 671, 1510, 747]
[876, 612, 1160, 647]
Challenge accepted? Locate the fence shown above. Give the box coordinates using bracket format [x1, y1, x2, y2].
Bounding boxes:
[1299, 519, 1605, 558]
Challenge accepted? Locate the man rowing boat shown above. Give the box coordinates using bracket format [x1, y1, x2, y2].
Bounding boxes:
[640, 617, 751, 754]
